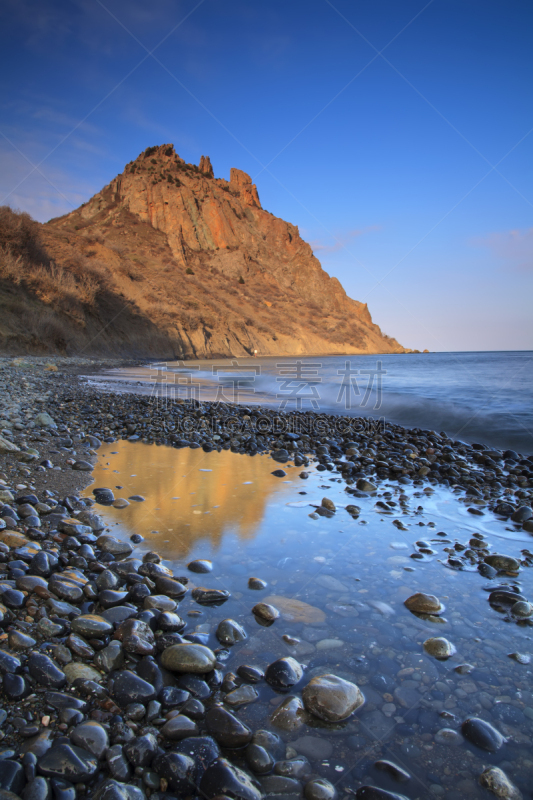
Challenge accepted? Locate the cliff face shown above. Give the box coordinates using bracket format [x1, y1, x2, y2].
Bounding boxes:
[0, 144, 405, 357]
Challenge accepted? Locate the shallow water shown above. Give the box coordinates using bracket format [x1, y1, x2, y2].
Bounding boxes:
[86, 351, 533, 454]
[85, 441, 533, 798]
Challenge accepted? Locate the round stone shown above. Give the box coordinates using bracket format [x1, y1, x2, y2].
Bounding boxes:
[216, 619, 247, 646]
[97, 535, 133, 557]
[143, 594, 177, 611]
[246, 744, 275, 775]
[404, 593, 444, 614]
[187, 559, 213, 573]
[70, 721, 108, 758]
[265, 657, 303, 691]
[512, 601, 533, 618]
[302, 673, 365, 722]
[248, 577, 267, 590]
[160, 715, 199, 741]
[161, 643, 216, 674]
[423, 637, 456, 660]
[484, 554, 520, 572]
[72, 461, 94, 471]
[252, 603, 280, 623]
[71, 615, 113, 639]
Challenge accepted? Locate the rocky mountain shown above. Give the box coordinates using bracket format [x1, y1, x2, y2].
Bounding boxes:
[0, 144, 406, 357]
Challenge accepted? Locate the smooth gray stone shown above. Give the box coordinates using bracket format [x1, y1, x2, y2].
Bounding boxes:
[70, 722, 108, 758]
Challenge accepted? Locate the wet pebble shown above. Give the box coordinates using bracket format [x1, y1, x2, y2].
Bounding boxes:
[265, 657, 303, 691]
[461, 717, 506, 752]
[161, 643, 217, 673]
[216, 619, 247, 645]
[302, 673, 365, 722]
[205, 707, 252, 747]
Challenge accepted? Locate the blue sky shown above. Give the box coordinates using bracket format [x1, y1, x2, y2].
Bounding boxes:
[1, 0, 532, 352]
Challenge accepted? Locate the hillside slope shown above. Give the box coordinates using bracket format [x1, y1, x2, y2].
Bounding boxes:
[0, 144, 406, 357]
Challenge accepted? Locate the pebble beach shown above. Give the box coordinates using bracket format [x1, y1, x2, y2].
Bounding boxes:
[1, 356, 533, 800]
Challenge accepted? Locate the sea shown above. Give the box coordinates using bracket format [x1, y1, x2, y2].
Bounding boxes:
[88, 350, 533, 454]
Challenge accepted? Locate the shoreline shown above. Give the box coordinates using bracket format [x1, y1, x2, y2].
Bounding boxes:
[0, 355, 532, 800]
[1, 356, 532, 528]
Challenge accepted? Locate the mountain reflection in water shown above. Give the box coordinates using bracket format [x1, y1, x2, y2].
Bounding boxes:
[84, 441, 296, 559]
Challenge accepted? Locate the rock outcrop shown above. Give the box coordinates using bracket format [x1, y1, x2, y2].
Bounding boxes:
[0, 145, 405, 357]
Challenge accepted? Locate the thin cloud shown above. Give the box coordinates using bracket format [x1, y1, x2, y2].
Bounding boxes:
[311, 225, 381, 254]
[472, 228, 533, 271]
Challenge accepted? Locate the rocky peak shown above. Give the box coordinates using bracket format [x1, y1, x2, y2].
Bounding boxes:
[230, 168, 261, 208]
[39, 143, 405, 358]
[199, 155, 214, 177]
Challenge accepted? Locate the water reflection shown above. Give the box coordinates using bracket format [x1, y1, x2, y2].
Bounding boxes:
[82, 442, 533, 799]
[84, 441, 296, 559]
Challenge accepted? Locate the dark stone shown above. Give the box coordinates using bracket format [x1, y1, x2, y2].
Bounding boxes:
[124, 733, 158, 767]
[151, 752, 195, 793]
[245, 744, 274, 775]
[0, 760, 26, 795]
[22, 753, 37, 783]
[176, 674, 211, 699]
[158, 612, 186, 633]
[106, 745, 132, 782]
[1, 590, 25, 609]
[136, 656, 164, 693]
[205, 707, 252, 748]
[43, 692, 86, 711]
[113, 618, 155, 655]
[271, 470, 287, 478]
[461, 717, 505, 752]
[216, 619, 247, 646]
[28, 653, 66, 689]
[158, 686, 190, 708]
[200, 758, 262, 800]
[160, 715, 199, 741]
[192, 587, 230, 606]
[65, 635, 94, 659]
[28, 552, 57, 578]
[37, 744, 98, 782]
[173, 736, 221, 783]
[127, 583, 150, 603]
[48, 577, 83, 604]
[49, 778, 76, 800]
[187, 560, 213, 574]
[154, 576, 188, 598]
[22, 776, 50, 800]
[98, 590, 129, 609]
[70, 722, 108, 758]
[265, 657, 303, 691]
[2, 673, 29, 700]
[93, 779, 143, 800]
[236, 665, 264, 684]
[180, 698, 206, 720]
[110, 670, 157, 707]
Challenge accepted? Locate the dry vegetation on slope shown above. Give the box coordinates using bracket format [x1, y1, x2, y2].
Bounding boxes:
[0, 145, 405, 358]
